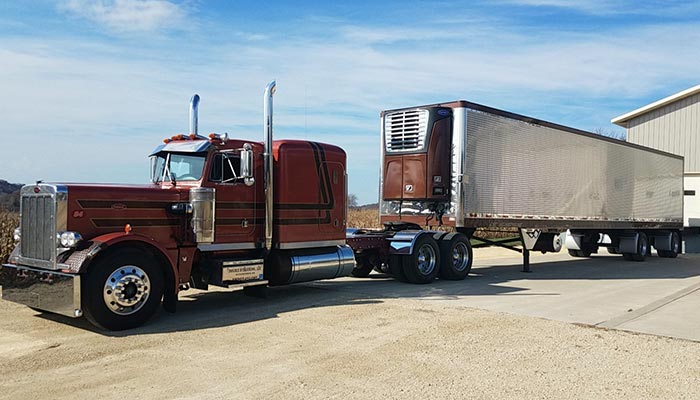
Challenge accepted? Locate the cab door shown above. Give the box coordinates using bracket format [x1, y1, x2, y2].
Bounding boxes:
[206, 150, 257, 244]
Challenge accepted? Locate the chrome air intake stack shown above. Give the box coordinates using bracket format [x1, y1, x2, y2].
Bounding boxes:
[263, 80, 276, 252]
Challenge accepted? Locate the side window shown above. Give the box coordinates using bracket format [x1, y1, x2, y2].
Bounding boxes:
[209, 153, 242, 183]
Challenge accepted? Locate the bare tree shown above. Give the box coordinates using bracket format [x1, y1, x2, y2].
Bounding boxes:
[593, 127, 626, 141]
[347, 193, 359, 208]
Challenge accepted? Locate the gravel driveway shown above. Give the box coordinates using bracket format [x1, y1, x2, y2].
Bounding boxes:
[1, 251, 700, 399]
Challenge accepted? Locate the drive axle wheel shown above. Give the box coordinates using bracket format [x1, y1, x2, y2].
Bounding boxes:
[83, 249, 164, 331]
[439, 233, 473, 280]
[351, 251, 379, 278]
[401, 234, 440, 284]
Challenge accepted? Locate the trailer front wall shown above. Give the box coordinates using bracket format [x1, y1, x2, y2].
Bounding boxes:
[460, 109, 683, 227]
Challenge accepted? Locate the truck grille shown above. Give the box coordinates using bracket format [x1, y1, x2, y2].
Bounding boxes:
[21, 194, 56, 262]
[385, 109, 429, 152]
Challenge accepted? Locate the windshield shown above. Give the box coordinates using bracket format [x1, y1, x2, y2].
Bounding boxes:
[151, 152, 206, 183]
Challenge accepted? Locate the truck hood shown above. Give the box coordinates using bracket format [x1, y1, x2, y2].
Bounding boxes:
[57, 183, 190, 240]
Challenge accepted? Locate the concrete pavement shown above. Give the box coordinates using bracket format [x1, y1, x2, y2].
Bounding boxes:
[313, 247, 700, 342]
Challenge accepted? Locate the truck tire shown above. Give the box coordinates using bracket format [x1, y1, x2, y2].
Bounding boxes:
[351, 254, 374, 278]
[401, 234, 440, 284]
[658, 231, 680, 258]
[82, 249, 164, 331]
[438, 233, 472, 280]
[623, 232, 648, 262]
[389, 254, 408, 282]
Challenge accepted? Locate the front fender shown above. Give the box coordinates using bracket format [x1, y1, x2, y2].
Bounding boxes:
[60, 232, 177, 278]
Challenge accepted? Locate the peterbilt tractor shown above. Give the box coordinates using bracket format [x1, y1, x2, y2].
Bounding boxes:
[1, 81, 685, 331]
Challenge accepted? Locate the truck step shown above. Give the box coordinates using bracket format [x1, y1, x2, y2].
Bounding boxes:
[227, 280, 269, 290]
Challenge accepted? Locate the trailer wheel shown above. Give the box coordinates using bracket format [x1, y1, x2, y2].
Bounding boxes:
[658, 231, 680, 258]
[402, 234, 440, 284]
[83, 249, 164, 331]
[438, 233, 473, 280]
[623, 232, 648, 262]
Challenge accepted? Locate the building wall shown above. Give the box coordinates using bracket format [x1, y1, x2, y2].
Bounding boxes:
[626, 92, 700, 172]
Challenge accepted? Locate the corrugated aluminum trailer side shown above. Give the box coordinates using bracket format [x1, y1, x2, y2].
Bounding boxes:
[458, 104, 684, 229]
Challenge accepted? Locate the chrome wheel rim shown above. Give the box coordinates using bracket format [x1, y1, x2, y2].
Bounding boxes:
[416, 244, 437, 275]
[103, 265, 151, 316]
[452, 242, 470, 272]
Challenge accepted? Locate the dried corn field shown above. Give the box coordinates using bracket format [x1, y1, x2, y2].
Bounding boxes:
[347, 208, 381, 229]
[1, 211, 19, 263]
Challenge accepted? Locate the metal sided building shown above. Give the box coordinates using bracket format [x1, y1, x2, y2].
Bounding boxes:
[613, 85, 700, 228]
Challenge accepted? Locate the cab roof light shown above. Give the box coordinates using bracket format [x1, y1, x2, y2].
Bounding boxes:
[208, 132, 228, 143]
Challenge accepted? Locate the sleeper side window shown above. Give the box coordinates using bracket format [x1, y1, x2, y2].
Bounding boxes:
[209, 153, 242, 183]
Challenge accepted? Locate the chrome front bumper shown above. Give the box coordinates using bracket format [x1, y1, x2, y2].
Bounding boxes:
[1, 263, 82, 318]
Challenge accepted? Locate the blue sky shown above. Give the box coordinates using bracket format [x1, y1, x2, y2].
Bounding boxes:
[1, 0, 699, 204]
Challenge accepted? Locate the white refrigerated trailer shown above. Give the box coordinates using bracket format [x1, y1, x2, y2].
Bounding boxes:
[349, 100, 685, 281]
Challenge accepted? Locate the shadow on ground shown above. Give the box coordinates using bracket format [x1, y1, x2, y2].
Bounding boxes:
[37, 252, 700, 336]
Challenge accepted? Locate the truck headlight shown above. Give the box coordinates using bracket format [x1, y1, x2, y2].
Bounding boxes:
[13, 227, 21, 242]
[58, 231, 83, 248]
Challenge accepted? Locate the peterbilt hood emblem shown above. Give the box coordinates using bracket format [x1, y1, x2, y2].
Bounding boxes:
[111, 203, 127, 210]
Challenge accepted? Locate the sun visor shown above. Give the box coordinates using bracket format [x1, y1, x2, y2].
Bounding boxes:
[149, 140, 211, 156]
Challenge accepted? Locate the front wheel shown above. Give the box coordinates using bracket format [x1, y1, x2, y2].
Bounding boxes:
[401, 235, 440, 284]
[82, 249, 164, 331]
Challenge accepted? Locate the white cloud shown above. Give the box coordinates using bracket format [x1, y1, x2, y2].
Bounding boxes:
[58, 0, 186, 33]
[499, 0, 700, 16]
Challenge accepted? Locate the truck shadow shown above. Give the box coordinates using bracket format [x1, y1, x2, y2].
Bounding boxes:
[36, 253, 700, 336]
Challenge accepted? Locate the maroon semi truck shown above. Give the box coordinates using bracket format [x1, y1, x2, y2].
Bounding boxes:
[1, 82, 362, 330]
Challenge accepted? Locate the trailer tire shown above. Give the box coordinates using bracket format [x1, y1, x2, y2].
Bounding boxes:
[401, 234, 440, 284]
[438, 233, 472, 280]
[658, 231, 680, 258]
[82, 249, 164, 331]
[623, 232, 648, 262]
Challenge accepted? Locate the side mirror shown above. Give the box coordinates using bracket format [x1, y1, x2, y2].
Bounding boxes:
[239, 144, 255, 186]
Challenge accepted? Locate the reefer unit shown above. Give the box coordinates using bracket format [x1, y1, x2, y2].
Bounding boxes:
[380, 101, 684, 230]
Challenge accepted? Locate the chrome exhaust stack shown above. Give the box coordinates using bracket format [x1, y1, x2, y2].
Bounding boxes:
[189, 94, 200, 136]
[263, 80, 276, 252]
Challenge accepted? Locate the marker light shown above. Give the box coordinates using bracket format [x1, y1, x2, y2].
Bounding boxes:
[13, 227, 21, 242]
